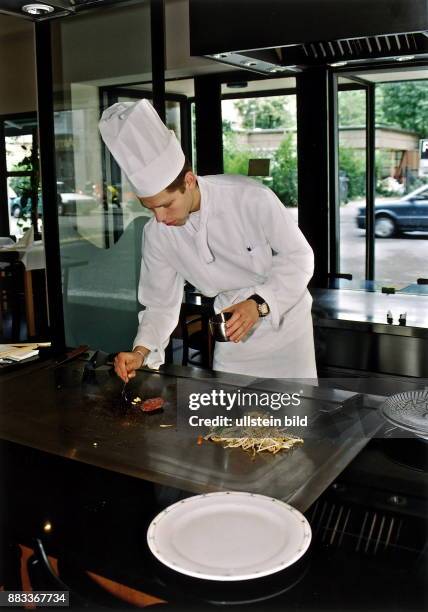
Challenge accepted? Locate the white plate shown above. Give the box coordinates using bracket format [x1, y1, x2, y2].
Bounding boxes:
[147, 491, 312, 582]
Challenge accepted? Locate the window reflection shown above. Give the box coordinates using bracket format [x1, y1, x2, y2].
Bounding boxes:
[51, 2, 153, 352]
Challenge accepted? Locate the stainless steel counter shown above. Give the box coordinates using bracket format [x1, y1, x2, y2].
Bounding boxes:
[312, 288, 428, 337]
[0, 360, 383, 512]
[312, 289, 428, 376]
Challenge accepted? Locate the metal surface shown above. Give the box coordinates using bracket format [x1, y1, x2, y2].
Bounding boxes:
[208, 312, 232, 342]
[189, 0, 428, 55]
[189, 0, 428, 73]
[365, 83, 375, 281]
[0, 360, 382, 513]
[319, 327, 428, 377]
[313, 288, 428, 376]
[313, 289, 428, 335]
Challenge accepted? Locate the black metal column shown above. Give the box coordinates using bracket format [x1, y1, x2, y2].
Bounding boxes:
[296, 68, 329, 287]
[180, 99, 192, 165]
[34, 20, 65, 352]
[0, 121, 9, 237]
[194, 76, 223, 175]
[365, 83, 376, 281]
[327, 70, 340, 277]
[150, 0, 166, 123]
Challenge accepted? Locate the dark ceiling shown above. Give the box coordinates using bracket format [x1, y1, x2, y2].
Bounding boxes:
[0, 0, 138, 20]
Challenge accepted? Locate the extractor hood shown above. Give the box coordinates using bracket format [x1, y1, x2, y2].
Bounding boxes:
[189, 0, 428, 74]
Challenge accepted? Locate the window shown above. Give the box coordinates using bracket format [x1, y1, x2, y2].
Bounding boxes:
[333, 72, 428, 293]
[221, 84, 298, 215]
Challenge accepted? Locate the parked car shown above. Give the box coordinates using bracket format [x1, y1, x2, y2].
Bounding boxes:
[356, 184, 428, 237]
[10, 188, 98, 218]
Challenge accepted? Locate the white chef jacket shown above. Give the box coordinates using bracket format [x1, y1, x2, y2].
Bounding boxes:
[133, 174, 317, 379]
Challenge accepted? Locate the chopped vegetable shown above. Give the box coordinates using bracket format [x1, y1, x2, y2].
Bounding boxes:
[205, 412, 303, 457]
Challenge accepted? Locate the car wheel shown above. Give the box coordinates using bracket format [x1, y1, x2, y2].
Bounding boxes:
[375, 215, 396, 238]
[11, 205, 21, 219]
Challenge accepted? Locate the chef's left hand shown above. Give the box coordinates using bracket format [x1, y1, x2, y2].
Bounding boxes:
[222, 299, 259, 342]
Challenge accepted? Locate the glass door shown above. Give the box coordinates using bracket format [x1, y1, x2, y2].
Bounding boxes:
[333, 71, 428, 294]
[51, 2, 154, 352]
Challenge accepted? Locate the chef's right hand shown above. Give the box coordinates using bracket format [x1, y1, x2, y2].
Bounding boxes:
[114, 349, 147, 382]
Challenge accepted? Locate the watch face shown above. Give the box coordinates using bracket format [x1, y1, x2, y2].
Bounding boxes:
[258, 302, 270, 316]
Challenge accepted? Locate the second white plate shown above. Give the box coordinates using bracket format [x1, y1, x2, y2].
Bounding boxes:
[147, 491, 311, 581]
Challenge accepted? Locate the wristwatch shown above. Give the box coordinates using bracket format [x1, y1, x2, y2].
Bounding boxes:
[248, 294, 270, 317]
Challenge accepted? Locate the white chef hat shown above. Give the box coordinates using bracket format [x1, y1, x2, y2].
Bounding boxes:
[98, 99, 185, 197]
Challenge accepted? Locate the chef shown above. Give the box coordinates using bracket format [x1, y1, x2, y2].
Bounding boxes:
[99, 99, 317, 382]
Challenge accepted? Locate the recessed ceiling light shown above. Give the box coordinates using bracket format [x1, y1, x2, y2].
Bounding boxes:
[396, 55, 415, 62]
[330, 61, 348, 67]
[22, 3, 54, 15]
[244, 61, 258, 67]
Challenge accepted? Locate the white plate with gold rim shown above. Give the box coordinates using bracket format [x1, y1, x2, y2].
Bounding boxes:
[147, 491, 311, 581]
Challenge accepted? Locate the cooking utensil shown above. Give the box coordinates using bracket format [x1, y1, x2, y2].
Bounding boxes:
[208, 312, 233, 342]
[147, 491, 311, 581]
[120, 381, 132, 408]
[55, 344, 90, 367]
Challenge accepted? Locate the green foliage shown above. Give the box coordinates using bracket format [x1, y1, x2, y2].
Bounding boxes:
[234, 97, 294, 130]
[9, 143, 40, 237]
[339, 81, 427, 138]
[377, 81, 428, 138]
[9, 147, 33, 195]
[339, 148, 366, 199]
[338, 90, 366, 126]
[270, 135, 298, 206]
[223, 121, 253, 175]
[223, 118, 298, 206]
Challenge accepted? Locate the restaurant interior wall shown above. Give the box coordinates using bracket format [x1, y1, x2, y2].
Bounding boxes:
[0, 16, 36, 115]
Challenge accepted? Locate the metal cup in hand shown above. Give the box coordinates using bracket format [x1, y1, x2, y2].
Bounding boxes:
[209, 312, 233, 342]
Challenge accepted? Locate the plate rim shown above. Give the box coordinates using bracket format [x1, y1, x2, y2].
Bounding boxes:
[381, 391, 428, 437]
[146, 491, 312, 582]
[381, 409, 428, 437]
